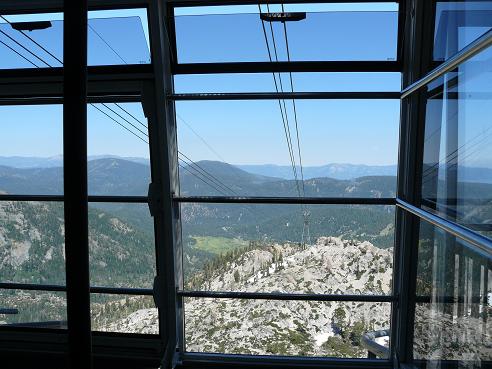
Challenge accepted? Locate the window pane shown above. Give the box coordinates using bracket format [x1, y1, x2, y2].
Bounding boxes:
[89, 203, 155, 289]
[434, 1, 492, 61]
[88, 102, 150, 196]
[0, 201, 65, 285]
[421, 45, 492, 238]
[87, 9, 150, 66]
[91, 294, 158, 334]
[175, 5, 398, 63]
[0, 9, 150, 69]
[0, 105, 63, 195]
[414, 219, 491, 365]
[184, 298, 391, 358]
[182, 204, 394, 295]
[176, 100, 399, 197]
[174, 73, 402, 93]
[0, 289, 66, 328]
[0, 13, 63, 69]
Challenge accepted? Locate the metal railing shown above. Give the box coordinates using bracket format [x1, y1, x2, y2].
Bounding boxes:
[396, 199, 492, 257]
[361, 329, 390, 359]
[401, 28, 492, 99]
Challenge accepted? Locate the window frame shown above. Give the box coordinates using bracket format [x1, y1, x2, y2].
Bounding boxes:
[0, 1, 167, 366]
[166, 0, 405, 364]
[398, 0, 492, 368]
[10, 0, 488, 368]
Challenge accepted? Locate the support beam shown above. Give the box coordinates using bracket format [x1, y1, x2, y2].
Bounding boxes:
[63, 1, 91, 368]
[392, 0, 436, 364]
[173, 61, 401, 75]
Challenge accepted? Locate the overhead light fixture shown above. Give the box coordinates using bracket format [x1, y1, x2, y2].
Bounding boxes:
[260, 12, 306, 22]
[10, 21, 52, 31]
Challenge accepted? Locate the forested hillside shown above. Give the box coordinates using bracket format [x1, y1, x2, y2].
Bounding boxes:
[0, 157, 490, 356]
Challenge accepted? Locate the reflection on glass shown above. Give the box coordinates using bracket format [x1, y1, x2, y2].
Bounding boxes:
[434, 1, 492, 61]
[422, 45, 492, 238]
[91, 294, 158, 334]
[184, 298, 391, 357]
[89, 203, 156, 289]
[0, 9, 150, 69]
[175, 10, 398, 63]
[182, 204, 394, 295]
[414, 220, 491, 365]
[0, 290, 66, 328]
[88, 102, 150, 196]
[0, 105, 63, 195]
[0, 201, 65, 285]
[174, 73, 402, 93]
[87, 13, 150, 65]
[0, 13, 63, 69]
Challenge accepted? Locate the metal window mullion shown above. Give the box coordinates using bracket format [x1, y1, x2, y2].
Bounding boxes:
[146, 0, 182, 367]
[0, 195, 148, 203]
[88, 195, 148, 203]
[172, 196, 395, 205]
[178, 290, 395, 303]
[181, 352, 393, 369]
[0, 64, 151, 81]
[0, 282, 67, 292]
[63, 1, 91, 368]
[90, 286, 153, 295]
[393, 0, 435, 365]
[169, 92, 401, 100]
[0, 195, 64, 202]
[0, 0, 152, 14]
[169, 0, 400, 8]
[0, 283, 153, 296]
[173, 61, 402, 75]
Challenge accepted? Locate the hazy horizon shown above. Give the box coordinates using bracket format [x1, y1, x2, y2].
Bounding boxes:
[2, 154, 492, 171]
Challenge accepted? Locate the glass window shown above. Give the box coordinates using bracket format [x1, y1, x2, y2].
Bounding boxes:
[421, 44, 492, 238]
[89, 203, 155, 289]
[182, 203, 395, 295]
[0, 201, 65, 285]
[91, 294, 158, 334]
[0, 290, 66, 328]
[413, 219, 491, 365]
[88, 102, 150, 197]
[175, 4, 399, 63]
[0, 13, 63, 69]
[184, 298, 391, 357]
[176, 99, 399, 197]
[87, 9, 150, 66]
[434, 1, 492, 61]
[0, 9, 150, 69]
[0, 105, 63, 195]
[174, 73, 402, 93]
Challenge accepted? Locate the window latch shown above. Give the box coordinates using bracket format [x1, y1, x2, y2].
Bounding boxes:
[10, 21, 52, 31]
[148, 182, 161, 217]
[260, 12, 306, 23]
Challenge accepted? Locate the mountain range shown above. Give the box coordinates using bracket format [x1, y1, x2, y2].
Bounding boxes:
[237, 163, 398, 180]
[0, 157, 490, 358]
[2, 155, 492, 183]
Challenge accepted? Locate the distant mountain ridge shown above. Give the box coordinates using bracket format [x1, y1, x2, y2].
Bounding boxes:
[0, 155, 148, 169]
[3, 156, 492, 184]
[237, 163, 398, 180]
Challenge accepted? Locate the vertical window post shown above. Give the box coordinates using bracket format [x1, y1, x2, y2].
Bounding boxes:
[63, 1, 91, 368]
[394, 0, 435, 364]
[147, 0, 182, 366]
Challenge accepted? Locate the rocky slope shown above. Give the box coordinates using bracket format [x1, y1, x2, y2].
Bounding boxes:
[95, 236, 491, 361]
[99, 237, 394, 357]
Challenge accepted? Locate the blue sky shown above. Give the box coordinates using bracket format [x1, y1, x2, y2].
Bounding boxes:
[0, 4, 404, 166]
